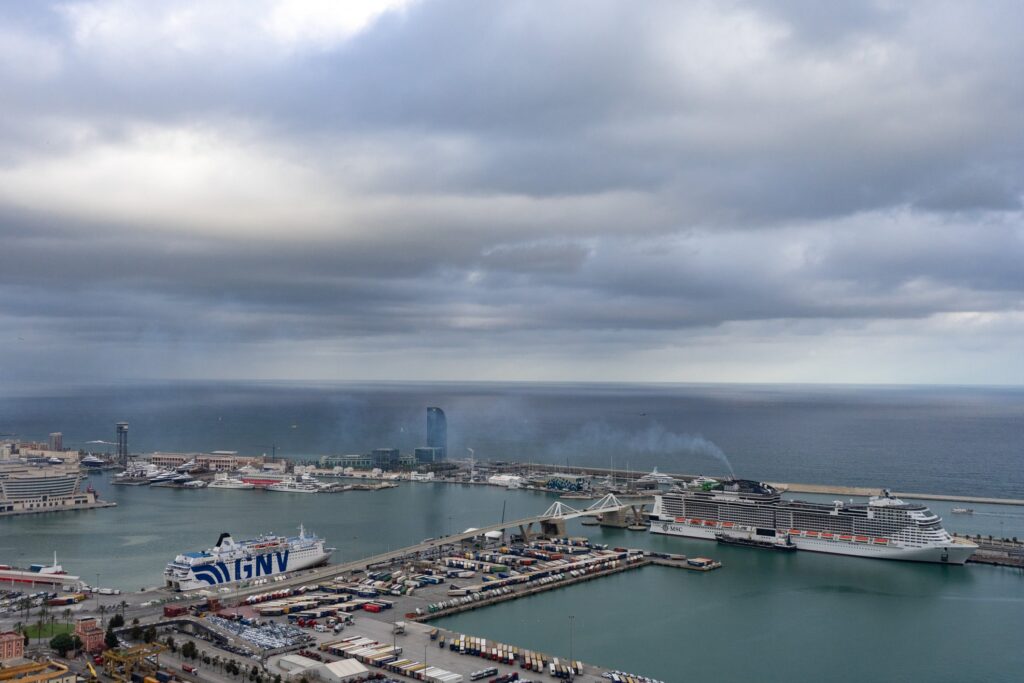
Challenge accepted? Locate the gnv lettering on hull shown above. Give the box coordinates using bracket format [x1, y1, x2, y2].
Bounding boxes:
[193, 550, 291, 584]
[232, 550, 290, 581]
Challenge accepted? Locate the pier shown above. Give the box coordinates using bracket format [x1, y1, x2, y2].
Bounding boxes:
[410, 553, 719, 622]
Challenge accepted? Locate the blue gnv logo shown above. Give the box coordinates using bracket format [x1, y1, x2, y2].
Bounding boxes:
[192, 550, 290, 585]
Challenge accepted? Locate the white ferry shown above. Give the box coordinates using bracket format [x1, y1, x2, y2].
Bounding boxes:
[164, 526, 332, 591]
[650, 478, 977, 564]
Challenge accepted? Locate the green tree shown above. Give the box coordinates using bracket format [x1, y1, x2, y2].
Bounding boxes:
[130, 624, 143, 641]
[143, 626, 157, 643]
[109, 613, 125, 629]
[104, 629, 119, 649]
[50, 632, 76, 656]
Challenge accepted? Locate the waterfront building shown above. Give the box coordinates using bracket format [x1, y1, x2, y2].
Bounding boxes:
[147, 451, 262, 471]
[320, 454, 373, 469]
[371, 448, 400, 470]
[0, 661, 75, 683]
[74, 617, 104, 653]
[0, 463, 99, 515]
[10, 445, 76, 463]
[414, 447, 444, 463]
[426, 406, 447, 460]
[47, 433, 62, 451]
[0, 631, 23, 662]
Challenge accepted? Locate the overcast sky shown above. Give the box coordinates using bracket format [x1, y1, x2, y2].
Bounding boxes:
[1, 0, 1022, 387]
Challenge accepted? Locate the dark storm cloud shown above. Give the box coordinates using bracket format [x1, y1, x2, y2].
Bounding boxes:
[0, 0, 1022, 384]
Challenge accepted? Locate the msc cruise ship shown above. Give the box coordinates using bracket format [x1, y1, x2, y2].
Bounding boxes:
[650, 478, 977, 564]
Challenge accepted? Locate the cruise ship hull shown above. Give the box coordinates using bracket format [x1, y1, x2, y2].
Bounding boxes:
[650, 520, 974, 564]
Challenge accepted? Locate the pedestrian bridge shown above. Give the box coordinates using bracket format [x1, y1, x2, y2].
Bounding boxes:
[533, 493, 651, 535]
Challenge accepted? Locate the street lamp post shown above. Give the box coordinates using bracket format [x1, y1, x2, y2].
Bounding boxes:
[569, 615, 575, 680]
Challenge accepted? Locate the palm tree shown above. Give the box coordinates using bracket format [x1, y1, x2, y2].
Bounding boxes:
[119, 600, 128, 619]
[36, 603, 49, 643]
[98, 604, 107, 628]
[63, 608, 72, 630]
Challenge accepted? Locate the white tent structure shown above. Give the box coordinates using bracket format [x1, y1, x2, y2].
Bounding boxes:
[316, 659, 370, 683]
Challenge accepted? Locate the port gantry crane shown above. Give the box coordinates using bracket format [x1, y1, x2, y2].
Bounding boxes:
[102, 642, 168, 683]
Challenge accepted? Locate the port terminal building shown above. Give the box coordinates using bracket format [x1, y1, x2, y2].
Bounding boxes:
[146, 452, 266, 471]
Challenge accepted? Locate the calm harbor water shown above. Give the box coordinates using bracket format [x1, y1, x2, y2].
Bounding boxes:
[2, 382, 1023, 681]
[3, 475, 1024, 682]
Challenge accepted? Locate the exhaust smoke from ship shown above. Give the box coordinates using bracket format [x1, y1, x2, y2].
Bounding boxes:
[549, 421, 736, 479]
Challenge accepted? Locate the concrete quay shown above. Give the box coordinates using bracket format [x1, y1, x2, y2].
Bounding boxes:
[0, 500, 117, 517]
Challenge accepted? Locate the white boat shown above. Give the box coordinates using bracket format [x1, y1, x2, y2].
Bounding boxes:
[182, 479, 207, 489]
[79, 454, 106, 468]
[636, 467, 678, 491]
[266, 478, 320, 494]
[148, 470, 178, 483]
[208, 474, 255, 490]
[115, 461, 160, 482]
[951, 507, 974, 514]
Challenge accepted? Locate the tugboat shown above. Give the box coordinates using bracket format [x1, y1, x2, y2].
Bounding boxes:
[715, 528, 797, 552]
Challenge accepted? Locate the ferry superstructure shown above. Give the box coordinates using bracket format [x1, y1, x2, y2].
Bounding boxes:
[164, 526, 333, 591]
[650, 479, 976, 564]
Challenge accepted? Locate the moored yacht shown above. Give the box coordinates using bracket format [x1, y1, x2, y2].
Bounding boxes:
[266, 477, 320, 494]
[207, 474, 255, 490]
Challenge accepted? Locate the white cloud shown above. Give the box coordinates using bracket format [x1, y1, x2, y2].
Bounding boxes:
[57, 0, 416, 62]
[264, 0, 416, 50]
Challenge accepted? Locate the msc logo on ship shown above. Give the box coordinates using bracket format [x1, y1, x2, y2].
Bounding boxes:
[192, 550, 290, 585]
